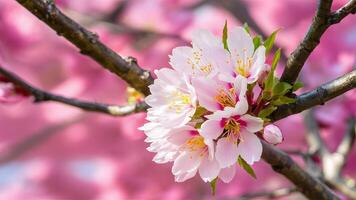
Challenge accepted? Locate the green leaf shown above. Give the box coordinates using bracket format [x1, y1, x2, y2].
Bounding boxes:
[264, 29, 280, 56]
[210, 178, 217, 196]
[253, 35, 262, 51]
[292, 81, 304, 91]
[263, 49, 280, 92]
[243, 23, 250, 34]
[222, 20, 229, 51]
[264, 72, 275, 92]
[262, 90, 272, 100]
[271, 48, 281, 71]
[238, 156, 256, 179]
[258, 105, 277, 118]
[272, 96, 296, 105]
[273, 82, 292, 97]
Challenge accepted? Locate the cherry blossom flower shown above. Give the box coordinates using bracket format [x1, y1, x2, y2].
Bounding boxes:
[263, 124, 283, 145]
[169, 29, 226, 78]
[145, 68, 197, 128]
[200, 100, 263, 168]
[219, 27, 266, 84]
[192, 75, 247, 112]
[145, 125, 220, 182]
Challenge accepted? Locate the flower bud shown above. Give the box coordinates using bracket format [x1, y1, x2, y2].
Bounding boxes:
[263, 124, 283, 145]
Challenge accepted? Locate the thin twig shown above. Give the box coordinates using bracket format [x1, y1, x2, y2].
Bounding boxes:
[328, 0, 356, 24]
[236, 187, 297, 200]
[271, 69, 356, 121]
[0, 66, 148, 116]
[280, 0, 356, 84]
[16, 0, 153, 95]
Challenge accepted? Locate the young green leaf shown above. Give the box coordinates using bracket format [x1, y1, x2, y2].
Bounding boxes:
[253, 35, 262, 51]
[292, 81, 304, 91]
[243, 23, 250, 34]
[272, 96, 296, 105]
[263, 49, 280, 92]
[258, 105, 277, 118]
[271, 48, 281, 71]
[222, 20, 229, 51]
[264, 29, 280, 56]
[273, 82, 292, 97]
[210, 178, 217, 195]
[238, 156, 256, 178]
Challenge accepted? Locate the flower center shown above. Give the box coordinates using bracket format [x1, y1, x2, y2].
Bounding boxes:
[215, 88, 236, 108]
[168, 90, 191, 113]
[184, 136, 207, 157]
[187, 48, 213, 76]
[235, 48, 252, 77]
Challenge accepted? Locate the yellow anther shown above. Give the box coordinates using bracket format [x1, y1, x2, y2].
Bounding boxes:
[214, 88, 236, 107]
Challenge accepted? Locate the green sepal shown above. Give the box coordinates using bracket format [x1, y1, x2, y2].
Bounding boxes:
[238, 156, 256, 179]
[210, 178, 217, 196]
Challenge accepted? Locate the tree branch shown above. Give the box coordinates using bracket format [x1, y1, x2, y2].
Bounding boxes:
[271, 69, 356, 121]
[16, 0, 154, 96]
[329, 0, 356, 24]
[280, 0, 356, 84]
[0, 66, 148, 116]
[262, 142, 339, 200]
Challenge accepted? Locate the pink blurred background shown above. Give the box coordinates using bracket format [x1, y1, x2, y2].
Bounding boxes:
[0, 0, 355, 199]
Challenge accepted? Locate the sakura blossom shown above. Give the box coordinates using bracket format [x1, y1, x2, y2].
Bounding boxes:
[219, 27, 266, 84]
[169, 29, 226, 78]
[140, 25, 286, 187]
[145, 68, 197, 128]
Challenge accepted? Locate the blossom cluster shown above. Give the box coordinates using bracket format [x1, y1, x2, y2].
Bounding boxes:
[140, 25, 285, 185]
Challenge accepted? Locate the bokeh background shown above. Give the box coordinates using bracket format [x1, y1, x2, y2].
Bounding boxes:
[0, 0, 355, 199]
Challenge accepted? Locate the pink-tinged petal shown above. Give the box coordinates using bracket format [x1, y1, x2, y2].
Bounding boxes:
[234, 75, 248, 98]
[200, 119, 224, 140]
[174, 168, 198, 182]
[204, 138, 215, 160]
[263, 124, 283, 145]
[227, 27, 254, 62]
[216, 137, 238, 168]
[237, 131, 262, 165]
[192, 29, 220, 48]
[219, 165, 236, 183]
[172, 152, 202, 175]
[153, 151, 178, 164]
[206, 106, 237, 120]
[191, 78, 220, 111]
[199, 157, 220, 182]
[248, 46, 266, 83]
[169, 46, 194, 75]
[240, 114, 263, 133]
[229, 98, 248, 116]
[167, 126, 195, 146]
